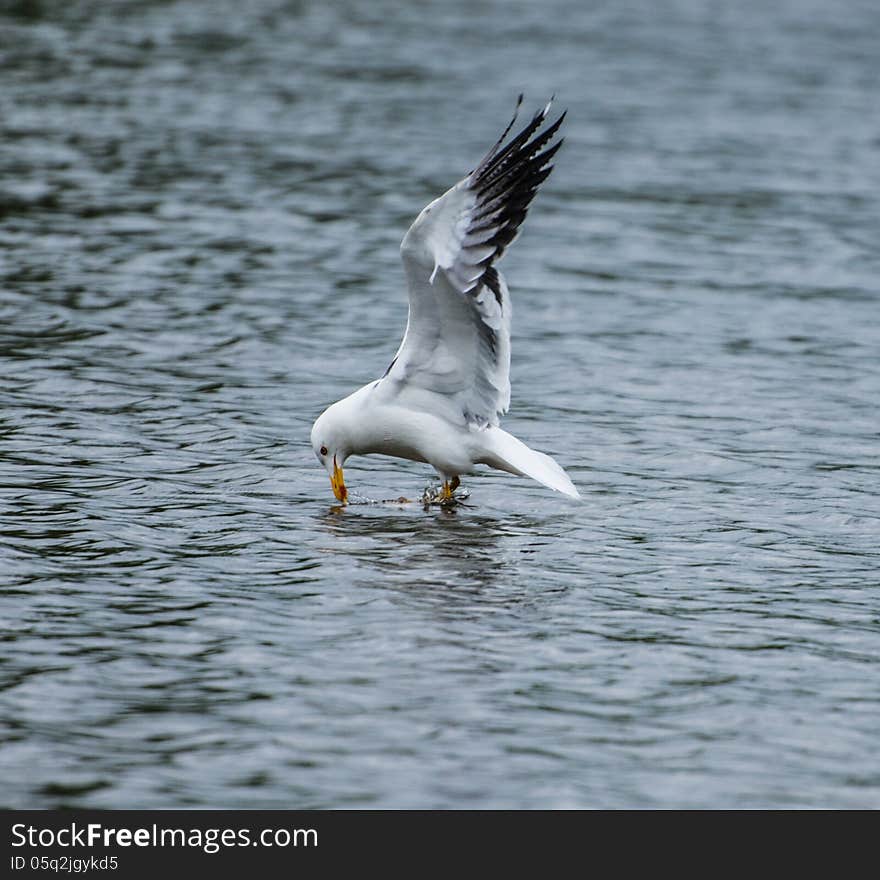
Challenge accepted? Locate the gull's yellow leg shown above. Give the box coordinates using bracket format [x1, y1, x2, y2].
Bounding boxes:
[438, 476, 460, 503]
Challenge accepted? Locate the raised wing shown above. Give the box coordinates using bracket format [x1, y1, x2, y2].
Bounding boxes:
[382, 97, 564, 428]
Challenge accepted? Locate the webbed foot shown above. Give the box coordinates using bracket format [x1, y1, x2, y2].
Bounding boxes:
[423, 477, 462, 507]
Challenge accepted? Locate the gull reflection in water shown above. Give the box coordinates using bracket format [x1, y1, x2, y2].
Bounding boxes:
[315, 500, 541, 609]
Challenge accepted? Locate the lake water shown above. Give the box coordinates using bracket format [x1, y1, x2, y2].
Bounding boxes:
[1, 0, 879, 808]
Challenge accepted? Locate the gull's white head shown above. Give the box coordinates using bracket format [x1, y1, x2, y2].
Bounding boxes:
[310, 403, 350, 504]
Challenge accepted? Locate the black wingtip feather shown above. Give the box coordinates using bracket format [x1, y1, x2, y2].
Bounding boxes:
[464, 98, 565, 302]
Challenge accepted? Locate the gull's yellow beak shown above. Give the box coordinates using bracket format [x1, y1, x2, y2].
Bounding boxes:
[330, 456, 347, 504]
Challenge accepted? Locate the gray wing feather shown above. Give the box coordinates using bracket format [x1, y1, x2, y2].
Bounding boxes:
[382, 99, 564, 428]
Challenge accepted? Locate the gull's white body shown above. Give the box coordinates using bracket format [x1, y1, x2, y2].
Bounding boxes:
[311, 99, 580, 501]
[315, 382, 577, 495]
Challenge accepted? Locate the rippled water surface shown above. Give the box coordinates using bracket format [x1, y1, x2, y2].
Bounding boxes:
[2, 0, 879, 808]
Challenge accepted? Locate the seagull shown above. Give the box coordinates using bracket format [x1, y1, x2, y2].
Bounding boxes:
[310, 97, 580, 505]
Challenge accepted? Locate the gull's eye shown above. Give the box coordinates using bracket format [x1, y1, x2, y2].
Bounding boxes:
[320, 445, 328, 457]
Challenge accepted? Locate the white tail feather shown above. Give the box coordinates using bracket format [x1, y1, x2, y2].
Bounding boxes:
[481, 428, 581, 499]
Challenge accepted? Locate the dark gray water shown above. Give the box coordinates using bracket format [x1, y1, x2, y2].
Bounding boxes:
[2, 0, 879, 808]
